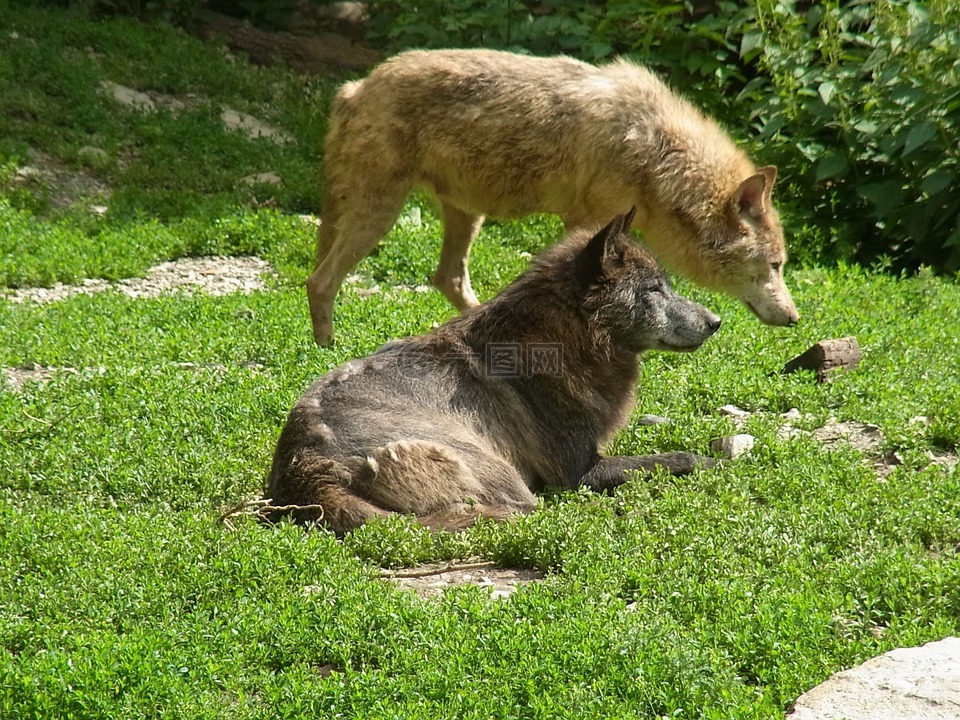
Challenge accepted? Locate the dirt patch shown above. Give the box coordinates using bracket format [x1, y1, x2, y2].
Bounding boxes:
[193, 7, 379, 74]
[11, 148, 111, 211]
[380, 561, 545, 600]
[2, 364, 96, 393]
[2, 256, 275, 392]
[719, 407, 958, 478]
[3, 255, 275, 305]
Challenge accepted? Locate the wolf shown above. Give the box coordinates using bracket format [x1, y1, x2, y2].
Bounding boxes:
[307, 48, 798, 345]
[268, 211, 721, 534]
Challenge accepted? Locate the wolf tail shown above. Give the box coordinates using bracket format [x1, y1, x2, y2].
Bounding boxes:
[265, 445, 529, 535]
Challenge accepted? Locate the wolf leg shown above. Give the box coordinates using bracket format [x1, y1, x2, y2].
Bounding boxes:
[264, 453, 393, 535]
[356, 440, 535, 530]
[432, 202, 484, 311]
[578, 452, 716, 491]
[308, 151, 414, 344]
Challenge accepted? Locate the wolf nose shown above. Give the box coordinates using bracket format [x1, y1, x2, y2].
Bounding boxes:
[706, 314, 722, 334]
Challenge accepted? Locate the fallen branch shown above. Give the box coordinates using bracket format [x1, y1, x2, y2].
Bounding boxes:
[1, 405, 82, 436]
[379, 561, 497, 579]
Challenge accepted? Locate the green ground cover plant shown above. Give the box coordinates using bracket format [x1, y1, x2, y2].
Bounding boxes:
[1, 4, 958, 718]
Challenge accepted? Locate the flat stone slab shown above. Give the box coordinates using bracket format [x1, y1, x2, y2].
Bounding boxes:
[381, 562, 543, 600]
[788, 637, 960, 719]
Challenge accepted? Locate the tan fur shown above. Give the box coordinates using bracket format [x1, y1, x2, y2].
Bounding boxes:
[307, 48, 798, 344]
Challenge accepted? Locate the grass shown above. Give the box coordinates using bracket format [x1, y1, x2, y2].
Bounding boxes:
[1, 5, 959, 719]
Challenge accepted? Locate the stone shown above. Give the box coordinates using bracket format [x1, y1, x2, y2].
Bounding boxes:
[221, 108, 293, 144]
[710, 433, 756, 459]
[3, 256, 274, 305]
[100, 81, 156, 112]
[781, 408, 802, 421]
[719, 404, 750, 418]
[788, 637, 960, 720]
[811, 420, 883, 455]
[241, 171, 282, 186]
[383, 562, 543, 600]
[637, 414, 671, 426]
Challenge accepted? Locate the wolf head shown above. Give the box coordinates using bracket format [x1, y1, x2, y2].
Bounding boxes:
[642, 151, 799, 325]
[577, 209, 722, 354]
[717, 166, 799, 327]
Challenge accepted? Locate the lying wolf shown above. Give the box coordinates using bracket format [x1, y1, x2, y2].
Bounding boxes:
[307, 48, 798, 345]
[269, 211, 720, 534]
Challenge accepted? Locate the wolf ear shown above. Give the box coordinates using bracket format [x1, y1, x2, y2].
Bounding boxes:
[576, 209, 635, 284]
[733, 166, 777, 222]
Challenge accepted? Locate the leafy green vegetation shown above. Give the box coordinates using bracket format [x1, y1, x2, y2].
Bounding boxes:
[370, 0, 960, 274]
[1, 4, 958, 719]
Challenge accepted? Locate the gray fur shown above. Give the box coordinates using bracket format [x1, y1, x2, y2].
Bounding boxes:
[269, 212, 721, 534]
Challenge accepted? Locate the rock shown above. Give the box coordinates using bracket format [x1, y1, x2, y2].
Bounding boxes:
[784, 337, 861, 382]
[14, 165, 42, 181]
[297, 214, 321, 227]
[781, 408, 802, 421]
[719, 404, 750, 418]
[221, 108, 293, 145]
[710, 434, 755, 459]
[100, 81, 156, 112]
[384, 562, 543, 600]
[811, 420, 883, 455]
[3, 256, 274, 305]
[398, 206, 422, 227]
[241, 171, 282, 186]
[637, 414, 671, 426]
[788, 636, 960, 720]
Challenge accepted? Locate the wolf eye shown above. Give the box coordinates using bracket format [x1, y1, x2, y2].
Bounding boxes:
[771, 262, 783, 272]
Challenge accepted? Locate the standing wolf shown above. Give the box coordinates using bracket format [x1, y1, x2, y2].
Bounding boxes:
[269, 211, 720, 534]
[308, 48, 798, 345]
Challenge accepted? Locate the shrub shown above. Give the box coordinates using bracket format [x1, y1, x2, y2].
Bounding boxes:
[366, 0, 960, 274]
[742, 0, 960, 273]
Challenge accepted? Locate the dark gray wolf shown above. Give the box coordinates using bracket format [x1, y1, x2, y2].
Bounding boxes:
[269, 211, 720, 534]
[307, 48, 798, 345]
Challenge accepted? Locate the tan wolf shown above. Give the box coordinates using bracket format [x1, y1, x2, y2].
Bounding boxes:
[307, 48, 798, 345]
[268, 211, 720, 534]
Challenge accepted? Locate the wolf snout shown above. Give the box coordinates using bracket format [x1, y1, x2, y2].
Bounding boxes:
[705, 310, 722, 335]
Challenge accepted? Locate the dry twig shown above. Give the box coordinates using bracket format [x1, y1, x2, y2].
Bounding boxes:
[217, 497, 325, 530]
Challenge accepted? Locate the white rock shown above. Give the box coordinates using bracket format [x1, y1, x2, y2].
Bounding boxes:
[781, 408, 802, 421]
[241, 172, 282, 186]
[14, 165, 42, 180]
[709, 434, 755, 459]
[637, 414, 671, 426]
[100, 81, 156, 112]
[719, 404, 750, 418]
[788, 637, 960, 720]
[221, 108, 293, 144]
[398, 206, 422, 227]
